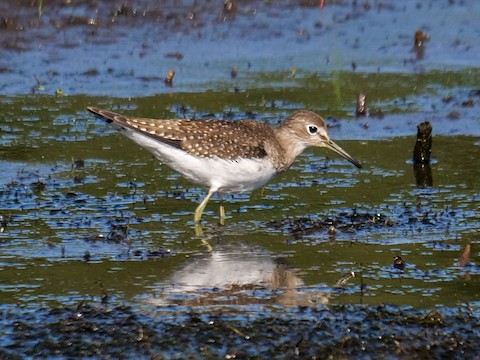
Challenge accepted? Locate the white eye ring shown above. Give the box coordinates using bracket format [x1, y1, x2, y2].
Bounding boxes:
[307, 125, 318, 135]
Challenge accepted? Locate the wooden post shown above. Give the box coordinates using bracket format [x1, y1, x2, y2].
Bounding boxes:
[413, 121, 433, 187]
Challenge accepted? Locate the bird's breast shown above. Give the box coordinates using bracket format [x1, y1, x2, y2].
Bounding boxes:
[181, 156, 278, 194]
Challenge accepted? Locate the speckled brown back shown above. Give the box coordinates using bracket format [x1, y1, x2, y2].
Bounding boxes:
[87, 107, 273, 160]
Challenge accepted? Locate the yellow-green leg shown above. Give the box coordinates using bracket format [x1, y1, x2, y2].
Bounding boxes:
[219, 194, 225, 225]
[194, 189, 215, 224]
[219, 205, 225, 225]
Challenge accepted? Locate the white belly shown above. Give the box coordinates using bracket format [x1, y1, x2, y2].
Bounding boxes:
[126, 130, 278, 193]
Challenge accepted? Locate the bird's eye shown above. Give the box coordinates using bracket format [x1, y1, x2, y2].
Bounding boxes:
[307, 125, 318, 135]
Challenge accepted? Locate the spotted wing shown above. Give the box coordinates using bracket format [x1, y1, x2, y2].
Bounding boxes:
[87, 107, 270, 160]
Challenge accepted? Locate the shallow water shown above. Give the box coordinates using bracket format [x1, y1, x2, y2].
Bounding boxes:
[1, 86, 478, 309]
[0, 0, 480, 356]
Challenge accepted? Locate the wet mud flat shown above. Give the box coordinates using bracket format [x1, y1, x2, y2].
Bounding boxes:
[1, 0, 480, 358]
[1, 302, 479, 359]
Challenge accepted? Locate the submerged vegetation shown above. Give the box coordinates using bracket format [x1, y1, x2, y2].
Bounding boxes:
[1, 0, 479, 357]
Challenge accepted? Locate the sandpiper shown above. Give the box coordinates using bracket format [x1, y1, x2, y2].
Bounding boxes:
[87, 107, 362, 224]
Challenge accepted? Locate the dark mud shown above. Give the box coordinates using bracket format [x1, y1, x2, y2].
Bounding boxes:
[1, 302, 479, 359]
[1, 0, 480, 357]
[268, 206, 462, 240]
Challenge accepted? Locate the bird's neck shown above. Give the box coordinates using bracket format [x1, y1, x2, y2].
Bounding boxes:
[273, 127, 307, 171]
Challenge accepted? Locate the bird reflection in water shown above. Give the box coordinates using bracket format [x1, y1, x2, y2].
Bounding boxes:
[141, 243, 334, 308]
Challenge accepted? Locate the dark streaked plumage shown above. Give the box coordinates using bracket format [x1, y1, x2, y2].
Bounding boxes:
[89, 108, 273, 160]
